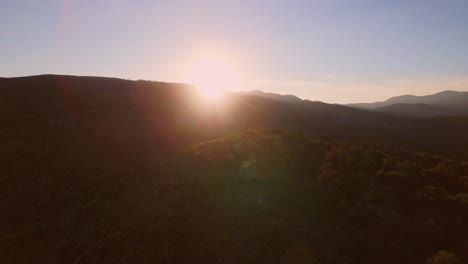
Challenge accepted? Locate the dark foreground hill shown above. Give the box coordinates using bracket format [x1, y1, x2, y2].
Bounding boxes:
[1, 75, 468, 263]
[3, 129, 468, 263]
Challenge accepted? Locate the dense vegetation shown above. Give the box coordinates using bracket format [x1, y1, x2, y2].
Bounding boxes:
[3, 129, 468, 263]
[139, 130, 468, 263]
[2, 75, 468, 263]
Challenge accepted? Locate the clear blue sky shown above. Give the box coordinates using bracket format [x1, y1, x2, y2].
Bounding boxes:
[1, 0, 468, 103]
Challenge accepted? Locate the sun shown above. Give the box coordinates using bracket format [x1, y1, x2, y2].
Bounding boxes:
[182, 54, 244, 99]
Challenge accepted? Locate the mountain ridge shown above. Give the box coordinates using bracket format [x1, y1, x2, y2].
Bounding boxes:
[2, 75, 468, 159]
[348, 90, 468, 117]
[240, 90, 303, 102]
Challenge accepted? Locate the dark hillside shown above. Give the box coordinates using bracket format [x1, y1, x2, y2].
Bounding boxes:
[3, 129, 468, 263]
[2, 75, 468, 159]
[1, 75, 468, 263]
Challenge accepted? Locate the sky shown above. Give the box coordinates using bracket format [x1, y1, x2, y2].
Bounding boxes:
[1, 0, 468, 103]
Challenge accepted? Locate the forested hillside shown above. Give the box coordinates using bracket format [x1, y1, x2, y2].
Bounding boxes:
[3, 129, 468, 263]
[1, 75, 468, 264]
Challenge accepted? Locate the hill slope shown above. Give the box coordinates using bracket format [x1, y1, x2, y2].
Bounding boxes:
[2, 75, 468, 159]
[2, 129, 468, 263]
[2, 75, 468, 263]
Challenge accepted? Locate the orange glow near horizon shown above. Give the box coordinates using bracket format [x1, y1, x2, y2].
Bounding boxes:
[182, 54, 244, 99]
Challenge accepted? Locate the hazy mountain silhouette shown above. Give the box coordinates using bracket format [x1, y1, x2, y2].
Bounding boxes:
[241, 90, 303, 102]
[348, 90, 468, 117]
[375, 103, 460, 118]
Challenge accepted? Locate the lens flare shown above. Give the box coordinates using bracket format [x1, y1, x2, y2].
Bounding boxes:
[183, 54, 244, 99]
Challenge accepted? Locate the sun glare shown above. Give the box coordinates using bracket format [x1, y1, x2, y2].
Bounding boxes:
[183, 54, 244, 99]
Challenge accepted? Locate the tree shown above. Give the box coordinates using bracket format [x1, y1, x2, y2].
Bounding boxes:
[426, 250, 460, 264]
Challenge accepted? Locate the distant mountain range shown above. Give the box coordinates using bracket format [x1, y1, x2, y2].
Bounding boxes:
[242, 89, 468, 118]
[348, 90, 468, 117]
